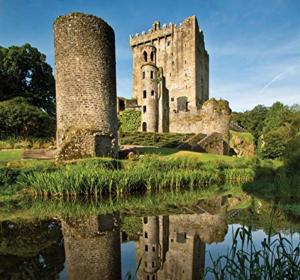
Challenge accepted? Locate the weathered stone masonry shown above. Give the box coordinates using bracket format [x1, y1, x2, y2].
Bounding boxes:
[54, 13, 118, 160]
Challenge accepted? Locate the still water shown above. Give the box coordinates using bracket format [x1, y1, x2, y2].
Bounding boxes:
[0, 196, 299, 279]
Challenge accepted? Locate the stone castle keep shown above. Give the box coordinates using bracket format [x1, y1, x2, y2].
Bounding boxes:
[129, 16, 209, 133]
[54, 13, 231, 158]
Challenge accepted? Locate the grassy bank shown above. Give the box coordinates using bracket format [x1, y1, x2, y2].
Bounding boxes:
[0, 154, 267, 199]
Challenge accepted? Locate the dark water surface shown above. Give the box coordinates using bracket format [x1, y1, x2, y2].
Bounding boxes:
[0, 196, 299, 279]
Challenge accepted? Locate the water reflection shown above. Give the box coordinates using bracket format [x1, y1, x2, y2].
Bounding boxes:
[62, 214, 121, 280]
[0, 197, 299, 279]
[0, 220, 65, 279]
[136, 211, 227, 279]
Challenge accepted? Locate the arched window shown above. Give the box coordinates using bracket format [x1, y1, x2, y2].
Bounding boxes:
[143, 90, 147, 98]
[142, 122, 147, 132]
[150, 71, 154, 79]
[143, 106, 147, 113]
[150, 51, 154, 61]
[143, 51, 148, 62]
[151, 90, 154, 96]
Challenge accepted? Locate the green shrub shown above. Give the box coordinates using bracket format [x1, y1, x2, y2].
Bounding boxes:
[118, 109, 141, 132]
[284, 134, 300, 173]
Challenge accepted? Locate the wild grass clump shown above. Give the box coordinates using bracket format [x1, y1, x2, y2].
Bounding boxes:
[21, 156, 256, 198]
[206, 226, 300, 279]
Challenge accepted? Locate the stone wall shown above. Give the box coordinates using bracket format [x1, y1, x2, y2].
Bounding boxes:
[54, 12, 118, 159]
[169, 99, 231, 141]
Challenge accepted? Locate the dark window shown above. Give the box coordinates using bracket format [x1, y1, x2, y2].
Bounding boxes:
[176, 232, 187, 243]
[145, 232, 148, 238]
[152, 262, 155, 267]
[143, 71, 145, 79]
[142, 122, 147, 132]
[167, 41, 171, 46]
[145, 261, 147, 267]
[143, 51, 148, 62]
[150, 51, 154, 61]
[152, 276, 155, 280]
[152, 246, 155, 252]
[171, 97, 174, 102]
[150, 71, 154, 79]
[143, 217, 148, 224]
[143, 106, 147, 113]
[147, 276, 150, 280]
[143, 90, 147, 98]
[151, 90, 154, 96]
[145, 245, 148, 252]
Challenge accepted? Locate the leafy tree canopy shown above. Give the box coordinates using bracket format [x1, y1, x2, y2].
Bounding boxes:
[0, 44, 55, 115]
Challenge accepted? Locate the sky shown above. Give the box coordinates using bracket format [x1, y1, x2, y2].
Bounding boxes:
[0, 0, 299, 111]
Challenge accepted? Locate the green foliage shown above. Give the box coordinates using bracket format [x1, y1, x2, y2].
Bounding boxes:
[284, 134, 300, 173]
[263, 102, 292, 134]
[119, 131, 193, 148]
[262, 125, 294, 159]
[0, 44, 55, 115]
[232, 105, 268, 141]
[118, 109, 141, 132]
[0, 97, 55, 138]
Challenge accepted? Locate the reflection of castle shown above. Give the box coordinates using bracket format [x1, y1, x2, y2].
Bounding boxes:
[61, 214, 121, 280]
[136, 212, 227, 280]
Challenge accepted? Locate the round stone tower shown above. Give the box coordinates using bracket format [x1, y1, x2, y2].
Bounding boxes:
[141, 48, 159, 132]
[54, 12, 118, 160]
[141, 216, 160, 278]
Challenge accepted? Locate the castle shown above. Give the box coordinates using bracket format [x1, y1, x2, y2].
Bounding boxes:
[118, 16, 231, 153]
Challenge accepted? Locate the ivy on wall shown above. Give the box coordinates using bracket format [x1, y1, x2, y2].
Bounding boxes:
[118, 109, 141, 132]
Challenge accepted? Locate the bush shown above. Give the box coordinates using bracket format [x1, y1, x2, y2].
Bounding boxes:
[0, 98, 55, 138]
[284, 134, 300, 173]
[118, 109, 141, 132]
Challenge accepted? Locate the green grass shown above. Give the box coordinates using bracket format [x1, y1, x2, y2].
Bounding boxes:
[230, 130, 255, 142]
[0, 149, 23, 162]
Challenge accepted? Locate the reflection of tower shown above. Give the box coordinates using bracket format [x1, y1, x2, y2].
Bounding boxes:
[136, 212, 228, 280]
[62, 214, 121, 280]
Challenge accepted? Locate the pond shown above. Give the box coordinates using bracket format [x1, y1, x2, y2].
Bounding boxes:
[0, 194, 300, 279]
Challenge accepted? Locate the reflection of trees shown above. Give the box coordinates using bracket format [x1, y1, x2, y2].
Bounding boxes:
[0, 220, 65, 279]
[61, 213, 121, 280]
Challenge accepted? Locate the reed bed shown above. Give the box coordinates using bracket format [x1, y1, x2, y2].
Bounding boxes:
[206, 226, 300, 279]
[21, 156, 255, 198]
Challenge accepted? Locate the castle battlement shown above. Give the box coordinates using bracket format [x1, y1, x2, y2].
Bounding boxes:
[129, 16, 198, 47]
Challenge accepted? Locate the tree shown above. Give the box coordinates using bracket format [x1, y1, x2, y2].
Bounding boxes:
[0, 44, 55, 115]
[284, 134, 300, 173]
[263, 102, 292, 134]
[262, 124, 294, 159]
[232, 105, 268, 142]
[0, 98, 55, 138]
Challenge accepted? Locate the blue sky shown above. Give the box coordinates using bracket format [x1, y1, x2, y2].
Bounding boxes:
[0, 0, 299, 111]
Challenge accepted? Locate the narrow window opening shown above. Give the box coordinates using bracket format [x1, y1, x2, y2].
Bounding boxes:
[152, 246, 155, 252]
[143, 71, 145, 79]
[145, 245, 148, 252]
[144, 232, 148, 238]
[152, 276, 155, 280]
[145, 261, 147, 267]
[150, 51, 154, 61]
[150, 71, 154, 79]
[147, 276, 150, 280]
[151, 90, 154, 96]
[143, 217, 148, 224]
[143, 51, 148, 62]
[152, 261, 155, 267]
[142, 122, 147, 132]
[171, 97, 174, 102]
[143, 105, 147, 113]
[143, 90, 147, 98]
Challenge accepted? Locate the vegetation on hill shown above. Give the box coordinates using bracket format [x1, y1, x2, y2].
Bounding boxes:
[0, 44, 55, 140]
[232, 102, 300, 159]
